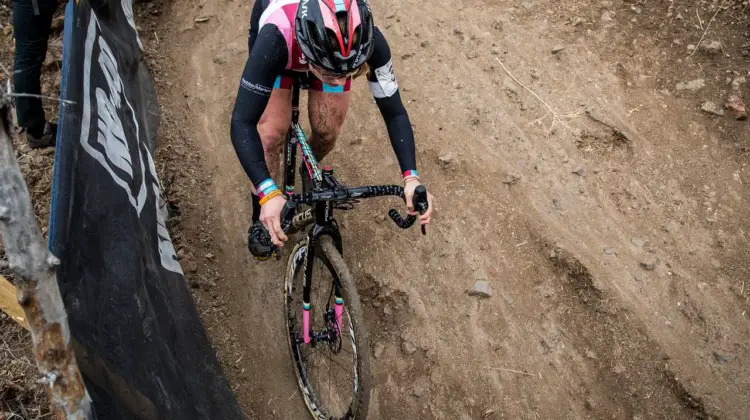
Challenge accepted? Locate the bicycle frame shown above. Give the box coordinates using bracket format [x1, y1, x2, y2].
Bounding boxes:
[283, 79, 345, 345]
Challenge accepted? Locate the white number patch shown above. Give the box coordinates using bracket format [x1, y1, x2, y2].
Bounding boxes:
[369, 59, 398, 98]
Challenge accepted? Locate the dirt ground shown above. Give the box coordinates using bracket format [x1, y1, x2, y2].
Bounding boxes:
[1, 0, 749, 419]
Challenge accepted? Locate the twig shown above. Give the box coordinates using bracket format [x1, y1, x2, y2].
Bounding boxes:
[486, 366, 536, 376]
[585, 108, 632, 142]
[8, 93, 76, 105]
[495, 57, 577, 135]
[690, 1, 727, 57]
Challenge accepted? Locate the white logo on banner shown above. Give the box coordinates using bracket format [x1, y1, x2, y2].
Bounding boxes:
[82, 13, 182, 275]
[121, 0, 143, 50]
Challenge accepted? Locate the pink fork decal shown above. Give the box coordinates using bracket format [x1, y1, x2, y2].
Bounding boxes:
[303, 303, 311, 344]
[334, 297, 344, 334]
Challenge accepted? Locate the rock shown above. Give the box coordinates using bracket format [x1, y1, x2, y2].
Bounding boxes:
[731, 76, 746, 91]
[701, 101, 725, 117]
[195, 16, 210, 23]
[182, 257, 198, 273]
[468, 280, 492, 298]
[725, 95, 747, 120]
[600, 11, 613, 23]
[585, 398, 596, 410]
[713, 352, 735, 363]
[687, 44, 696, 52]
[572, 165, 587, 176]
[630, 237, 648, 248]
[401, 340, 417, 355]
[604, 247, 615, 255]
[551, 45, 565, 54]
[639, 256, 658, 271]
[2, 25, 12, 36]
[349, 136, 363, 145]
[204, 253, 215, 260]
[438, 152, 455, 167]
[664, 220, 681, 234]
[698, 40, 722, 55]
[503, 173, 520, 185]
[675, 79, 705, 91]
[373, 343, 385, 359]
[585, 349, 597, 359]
[420, 40, 429, 48]
[383, 304, 393, 315]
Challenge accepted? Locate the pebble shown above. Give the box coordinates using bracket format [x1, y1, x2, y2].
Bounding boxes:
[675, 79, 705, 91]
[467, 280, 492, 298]
[503, 173, 520, 185]
[725, 95, 747, 120]
[350, 137, 363, 145]
[731, 76, 746, 91]
[701, 101, 725, 117]
[630, 237, 648, 248]
[551, 45, 565, 54]
[664, 219, 681, 234]
[438, 152, 455, 166]
[639, 256, 658, 271]
[572, 165, 587, 176]
[373, 343, 385, 359]
[401, 340, 417, 355]
[713, 352, 735, 363]
[698, 40, 722, 55]
[604, 247, 615, 255]
[600, 11, 613, 23]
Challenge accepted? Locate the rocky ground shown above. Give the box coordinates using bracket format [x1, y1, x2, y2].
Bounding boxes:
[1, 0, 749, 419]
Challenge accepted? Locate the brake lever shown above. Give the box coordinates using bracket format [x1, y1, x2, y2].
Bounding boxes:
[412, 185, 429, 236]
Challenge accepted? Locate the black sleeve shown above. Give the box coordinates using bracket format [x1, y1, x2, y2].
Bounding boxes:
[230, 24, 288, 187]
[366, 27, 417, 174]
[248, 0, 265, 52]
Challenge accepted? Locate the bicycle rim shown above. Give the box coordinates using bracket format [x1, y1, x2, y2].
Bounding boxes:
[283, 236, 371, 419]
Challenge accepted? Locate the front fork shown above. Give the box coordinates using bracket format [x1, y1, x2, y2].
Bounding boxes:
[301, 186, 345, 345]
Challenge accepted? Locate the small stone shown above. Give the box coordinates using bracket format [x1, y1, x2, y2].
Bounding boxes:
[184, 259, 198, 273]
[675, 79, 705, 91]
[195, 16, 210, 23]
[713, 352, 735, 363]
[350, 136, 363, 145]
[687, 44, 696, 51]
[604, 247, 615, 255]
[551, 45, 565, 54]
[401, 340, 417, 355]
[3, 26, 12, 36]
[468, 280, 492, 298]
[373, 343, 385, 359]
[613, 362, 626, 374]
[630, 237, 648, 248]
[204, 253, 215, 260]
[585, 349, 597, 359]
[600, 11, 613, 23]
[664, 220, 681, 234]
[698, 40, 722, 55]
[572, 165, 587, 176]
[420, 40, 429, 48]
[731, 76, 746, 91]
[701, 101, 725, 117]
[438, 152, 455, 166]
[383, 304, 393, 315]
[503, 173, 520, 185]
[585, 398, 596, 410]
[639, 256, 658, 271]
[725, 95, 747, 120]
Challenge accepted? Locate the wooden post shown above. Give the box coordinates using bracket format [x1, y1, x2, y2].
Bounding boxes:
[0, 90, 93, 418]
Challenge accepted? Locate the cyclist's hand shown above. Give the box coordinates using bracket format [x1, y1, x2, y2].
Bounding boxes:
[404, 178, 434, 225]
[260, 195, 289, 247]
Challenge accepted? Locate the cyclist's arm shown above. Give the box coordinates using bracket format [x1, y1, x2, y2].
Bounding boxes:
[230, 25, 288, 187]
[366, 27, 418, 177]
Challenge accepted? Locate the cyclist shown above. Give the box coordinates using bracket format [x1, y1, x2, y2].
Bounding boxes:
[230, 0, 435, 260]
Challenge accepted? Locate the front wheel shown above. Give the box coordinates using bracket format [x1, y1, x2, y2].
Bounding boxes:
[283, 235, 371, 419]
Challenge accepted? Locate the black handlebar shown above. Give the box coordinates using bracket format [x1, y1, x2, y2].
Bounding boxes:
[280, 184, 429, 234]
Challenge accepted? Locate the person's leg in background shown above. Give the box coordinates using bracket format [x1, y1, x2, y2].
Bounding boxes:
[12, 0, 57, 148]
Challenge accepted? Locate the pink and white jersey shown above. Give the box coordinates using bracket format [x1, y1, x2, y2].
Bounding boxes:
[258, 0, 309, 72]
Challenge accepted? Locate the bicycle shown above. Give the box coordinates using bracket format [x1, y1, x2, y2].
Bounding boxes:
[275, 78, 429, 419]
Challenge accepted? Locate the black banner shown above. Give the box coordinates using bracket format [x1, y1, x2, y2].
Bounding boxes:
[49, 1, 242, 418]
